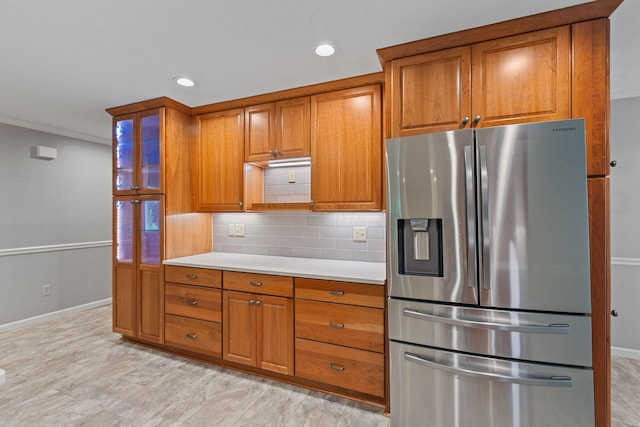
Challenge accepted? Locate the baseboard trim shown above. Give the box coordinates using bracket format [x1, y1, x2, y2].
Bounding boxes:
[0, 298, 112, 334]
[612, 346, 640, 360]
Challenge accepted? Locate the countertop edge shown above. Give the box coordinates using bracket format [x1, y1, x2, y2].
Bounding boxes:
[163, 253, 386, 286]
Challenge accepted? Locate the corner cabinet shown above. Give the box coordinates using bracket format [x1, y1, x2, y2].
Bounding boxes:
[194, 109, 247, 211]
[310, 84, 383, 211]
[107, 97, 213, 346]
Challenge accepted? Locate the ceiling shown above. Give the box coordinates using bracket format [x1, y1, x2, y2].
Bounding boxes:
[0, 0, 637, 145]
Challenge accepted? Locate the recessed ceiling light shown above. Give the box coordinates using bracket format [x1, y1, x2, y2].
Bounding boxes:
[174, 77, 196, 87]
[315, 44, 336, 57]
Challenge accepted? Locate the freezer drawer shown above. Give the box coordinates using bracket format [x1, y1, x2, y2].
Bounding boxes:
[389, 299, 592, 366]
[390, 341, 594, 427]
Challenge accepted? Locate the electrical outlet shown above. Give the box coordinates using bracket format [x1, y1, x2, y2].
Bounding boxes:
[228, 224, 235, 237]
[42, 284, 52, 296]
[288, 169, 296, 183]
[235, 223, 246, 237]
[353, 227, 367, 242]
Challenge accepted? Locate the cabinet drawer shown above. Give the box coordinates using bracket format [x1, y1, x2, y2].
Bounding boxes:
[295, 300, 384, 353]
[165, 314, 222, 357]
[295, 278, 384, 308]
[165, 283, 222, 323]
[165, 266, 222, 288]
[295, 338, 384, 398]
[224, 271, 293, 297]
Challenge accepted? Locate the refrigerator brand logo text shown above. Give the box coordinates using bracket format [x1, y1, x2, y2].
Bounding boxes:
[552, 126, 577, 132]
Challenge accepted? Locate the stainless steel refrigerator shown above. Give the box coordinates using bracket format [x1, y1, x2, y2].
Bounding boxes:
[386, 119, 594, 427]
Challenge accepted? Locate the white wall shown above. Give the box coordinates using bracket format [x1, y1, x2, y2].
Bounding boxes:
[0, 123, 112, 327]
[610, 96, 640, 356]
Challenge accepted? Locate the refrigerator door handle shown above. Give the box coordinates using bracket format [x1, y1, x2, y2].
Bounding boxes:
[478, 145, 491, 290]
[464, 145, 477, 289]
[402, 308, 570, 334]
[404, 352, 573, 387]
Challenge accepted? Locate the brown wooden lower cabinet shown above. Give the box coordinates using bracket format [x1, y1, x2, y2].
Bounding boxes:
[165, 314, 222, 357]
[125, 267, 388, 406]
[295, 338, 384, 398]
[223, 290, 294, 376]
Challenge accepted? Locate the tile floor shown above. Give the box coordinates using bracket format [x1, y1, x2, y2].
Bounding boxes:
[0, 305, 638, 426]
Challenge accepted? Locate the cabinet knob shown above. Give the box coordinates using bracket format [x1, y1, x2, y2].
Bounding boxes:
[130, 185, 140, 191]
[249, 299, 255, 305]
[473, 115, 482, 123]
[269, 149, 277, 156]
[254, 300, 262, 306]
[130, 199, 140, 204]
[610, 160, 617, 167]
[310, 200, 315, 207]
[238, 201, 243, 207]
[461, 117, 470, 125]
[611, 310, 619, 317]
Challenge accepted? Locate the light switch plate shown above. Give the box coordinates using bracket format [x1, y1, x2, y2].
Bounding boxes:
[288, 169, 296, 183]
[228, 224, 235, 236]
[353, 227, 367, 242]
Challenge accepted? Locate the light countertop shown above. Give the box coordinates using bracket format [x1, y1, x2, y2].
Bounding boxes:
[163, 252, 386, 285]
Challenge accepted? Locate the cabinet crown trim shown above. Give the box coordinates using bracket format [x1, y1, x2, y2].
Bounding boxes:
[376, 0, 622, 63]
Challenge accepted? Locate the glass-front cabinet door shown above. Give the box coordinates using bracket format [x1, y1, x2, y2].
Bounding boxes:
[113, 195, 165, 343]
[113, 109, 164, 194]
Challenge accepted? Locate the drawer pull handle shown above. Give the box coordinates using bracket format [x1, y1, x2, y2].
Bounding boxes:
[249, 281, 263, 287]
[329, 322, 345, 329]
[185, 300, 198, 306]
[328, 290, 344, 296]
[328, 363, 345, 371]
[185, 333, 198, 340]
[186, 274, 198, 279]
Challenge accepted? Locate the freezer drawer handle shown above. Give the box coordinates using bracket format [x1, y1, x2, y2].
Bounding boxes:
[402, 308, 570, 334]
[404, 352, 572, 387]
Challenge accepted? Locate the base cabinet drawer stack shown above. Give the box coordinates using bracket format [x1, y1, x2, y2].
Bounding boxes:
[294, 278, 385, 398]
[164, 266, 223, 357]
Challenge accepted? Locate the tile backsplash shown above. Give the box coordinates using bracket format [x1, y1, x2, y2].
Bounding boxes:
[212, 211, 386, 263]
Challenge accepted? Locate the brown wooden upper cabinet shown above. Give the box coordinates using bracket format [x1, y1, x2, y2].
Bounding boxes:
[245, 97, 311, 163]
[390, 26, 571, 135]
[310, 84, 383, 211]
[194, 109, 246, 211]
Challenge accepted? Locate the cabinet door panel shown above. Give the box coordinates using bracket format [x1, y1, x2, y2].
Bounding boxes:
[258, 295, 294, 375]
[195, 109, 245, 211]
[245, 103, 276, 162]
[223, 291, 257, 366]
[472, 26, 571, 127]
[276, 97, 310, 158]
[114, 116, 135, 193]
[391, 46, 471, 136]
[138, 267, 163, 343]
[311, 85, 382, 211]
[140, 111, 163, 192]
[113, 264, 136, 337]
